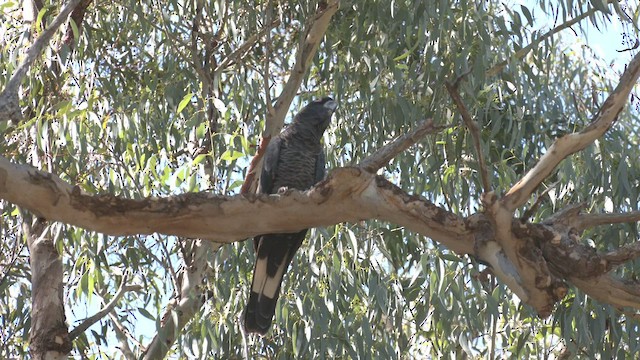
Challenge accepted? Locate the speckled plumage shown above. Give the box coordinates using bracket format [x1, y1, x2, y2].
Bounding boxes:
[244, 97, 337, 335]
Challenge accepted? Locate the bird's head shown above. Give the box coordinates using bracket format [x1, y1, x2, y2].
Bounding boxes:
[293, 97, 337, 131]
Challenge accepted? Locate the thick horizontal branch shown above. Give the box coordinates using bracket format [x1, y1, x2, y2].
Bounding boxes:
[0, 155, 473, 254]
[502, 51, 640, 212]
[5, 154, 640, 313]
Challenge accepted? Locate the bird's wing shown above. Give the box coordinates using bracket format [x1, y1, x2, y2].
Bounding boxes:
[315, 150, 326, 184]
[259, 135, 281, 195]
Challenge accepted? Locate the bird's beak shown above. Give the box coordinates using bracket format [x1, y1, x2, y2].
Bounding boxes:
[323, 99, 338, 113]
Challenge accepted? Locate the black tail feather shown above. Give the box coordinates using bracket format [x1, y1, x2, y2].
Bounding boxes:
[244, 291, 278, 335]
[243, 231, 306, 335]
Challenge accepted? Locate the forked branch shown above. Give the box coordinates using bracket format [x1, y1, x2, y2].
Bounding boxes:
[502, 51, 640, 212]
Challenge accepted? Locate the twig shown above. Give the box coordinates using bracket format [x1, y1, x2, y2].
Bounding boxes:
[502, 51, 640, 212]
[445, 80, 492, 193]
[486, 6, 601, 77]
[263, 0, 274, 117]
[0, 233, 26, 289]
[520, 180, 560, 222]
[109, 311, 146, 353]
[359, 119, 446, 173]
[155, 233, 180, 298]
[214, 19, 282, 73]
[69, 273, 142, 340]
[108, 311, 138, 360]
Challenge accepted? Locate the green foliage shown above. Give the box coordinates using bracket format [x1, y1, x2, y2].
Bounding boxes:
[1, 0, 640, 358]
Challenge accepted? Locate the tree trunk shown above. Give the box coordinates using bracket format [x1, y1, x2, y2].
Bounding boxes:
[26, 219, 72, 359]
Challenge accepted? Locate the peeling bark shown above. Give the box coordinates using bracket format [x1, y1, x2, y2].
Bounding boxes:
[0, 159, 474, 253]
[5, 153, 640, 315]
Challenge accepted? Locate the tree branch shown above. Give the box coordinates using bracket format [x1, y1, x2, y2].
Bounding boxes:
[69, 273, 142, 340]
[570, 275, 640, 310]
[143, 240, 222, 360]
[214, 20, 281, 73]
[263, 0, 274, 117]
[576, 211, 640, 231]
[241, 0, 340, 194]
[62, 0, 94, 46]
[359, 119, 446, 173]
[264, 0, 339, 136]
[108, 311, 142, 359]
[516, 218, 640, 311]
[6, 157, 640, 313]
[445, 80, 492, 193]
[502, 51, 640, 212]
[486, 6, 602, 77]
[0, 155, 473, 254]
[0, 0, 82, 121]
[602, 241, 640, 270]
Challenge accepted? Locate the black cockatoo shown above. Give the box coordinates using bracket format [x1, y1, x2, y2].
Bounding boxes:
[244, 97, 338, 335]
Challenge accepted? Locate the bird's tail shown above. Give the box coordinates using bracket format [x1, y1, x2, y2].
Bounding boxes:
[244, 231, 306, 335]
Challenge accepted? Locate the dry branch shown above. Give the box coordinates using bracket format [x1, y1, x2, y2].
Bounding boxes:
[502, 51, 640, 212]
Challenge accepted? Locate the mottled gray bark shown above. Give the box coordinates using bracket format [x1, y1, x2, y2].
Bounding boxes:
[26, 219, 71, 360]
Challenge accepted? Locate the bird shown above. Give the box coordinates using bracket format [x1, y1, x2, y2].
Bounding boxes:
[244, 97, 337, 335]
